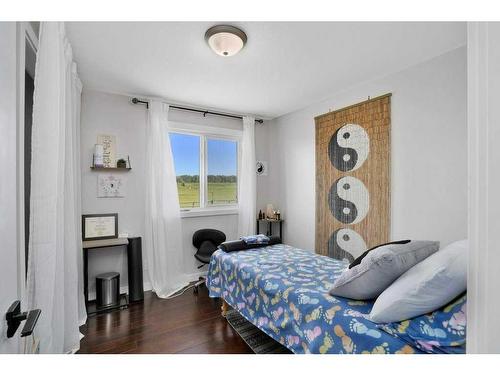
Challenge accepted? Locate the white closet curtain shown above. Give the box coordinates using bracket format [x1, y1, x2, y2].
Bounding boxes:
[238, 116, 257, 237]
[144, 101, 187, 298]
[25, 22, 86, 354]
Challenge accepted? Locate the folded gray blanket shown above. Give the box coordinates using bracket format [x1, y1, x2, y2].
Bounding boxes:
[218, 236, 281, 252]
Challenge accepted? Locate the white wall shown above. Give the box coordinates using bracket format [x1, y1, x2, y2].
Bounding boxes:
[467, 22, 500, 354]
[81, 91, 147, 298]
[264, 47, 467, 251]
[0, 22, 20, 354]
[255, 121, 271, 211]
[80, 90, 269, 298]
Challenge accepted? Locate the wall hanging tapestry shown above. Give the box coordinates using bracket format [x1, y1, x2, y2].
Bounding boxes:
[315, 94, 391, 261]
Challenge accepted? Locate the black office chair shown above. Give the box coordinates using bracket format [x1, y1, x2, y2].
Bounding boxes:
[192, 229, 226, 293]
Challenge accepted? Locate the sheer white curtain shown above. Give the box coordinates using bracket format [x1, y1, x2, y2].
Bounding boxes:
[25, 22, 86, 354]
[144, 101, 187, 298]
[238, 116, 257, 237]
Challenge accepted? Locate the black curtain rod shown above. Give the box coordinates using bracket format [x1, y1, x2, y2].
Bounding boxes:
[131, 98, 264, 124]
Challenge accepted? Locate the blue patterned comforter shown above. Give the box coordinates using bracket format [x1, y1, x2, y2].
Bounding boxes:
[206, 244, 421, 354]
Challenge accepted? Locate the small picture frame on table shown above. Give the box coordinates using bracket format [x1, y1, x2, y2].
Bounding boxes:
[82, 213, 118, 241]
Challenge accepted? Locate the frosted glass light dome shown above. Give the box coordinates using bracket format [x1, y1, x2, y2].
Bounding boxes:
[205, 25, 247, 57]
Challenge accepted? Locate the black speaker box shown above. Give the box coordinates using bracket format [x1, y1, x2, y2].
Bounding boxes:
[127, 237, 144, 302]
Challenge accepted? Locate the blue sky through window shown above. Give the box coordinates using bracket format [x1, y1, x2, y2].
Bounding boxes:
[207, 139, 237, 176]
[169, 133, 237, 176]
[169, 133, 199, 175]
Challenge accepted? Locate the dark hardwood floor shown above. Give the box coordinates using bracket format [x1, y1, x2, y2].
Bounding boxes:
[78, 286, 253, 354]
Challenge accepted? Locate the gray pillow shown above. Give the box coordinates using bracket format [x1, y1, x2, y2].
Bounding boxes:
[329, 240, 439, 300]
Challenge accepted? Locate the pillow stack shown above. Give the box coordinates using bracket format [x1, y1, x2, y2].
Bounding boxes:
[329, 239, 468, 324]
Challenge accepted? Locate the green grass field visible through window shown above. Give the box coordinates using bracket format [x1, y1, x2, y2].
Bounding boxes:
[207, 182, 237, 205]
[176, 179, 237, 208]
[177, 182, 200, 208]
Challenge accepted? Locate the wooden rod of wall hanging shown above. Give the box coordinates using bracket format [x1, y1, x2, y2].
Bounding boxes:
[314, 93, 392, 121]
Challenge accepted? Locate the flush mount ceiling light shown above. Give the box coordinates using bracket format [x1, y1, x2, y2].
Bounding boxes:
[205, 25, 247, 57]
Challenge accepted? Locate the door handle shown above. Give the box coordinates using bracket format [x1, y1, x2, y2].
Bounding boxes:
[5, 300, 41, 338]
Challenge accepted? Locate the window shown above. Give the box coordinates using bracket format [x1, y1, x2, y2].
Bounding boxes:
[169, 131, 239, 210]
[170, 133, 200, 208]
[207, 138, 238, 206]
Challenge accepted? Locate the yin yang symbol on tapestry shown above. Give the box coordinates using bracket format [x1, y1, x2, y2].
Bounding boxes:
[328, 228, 368, 262]
[329, 176, 369, 225]
[315, 95, 391, 261]
[328, 124, 369, 172]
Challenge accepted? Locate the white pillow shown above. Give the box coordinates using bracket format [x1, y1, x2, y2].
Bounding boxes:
[369, 239, 467, 323]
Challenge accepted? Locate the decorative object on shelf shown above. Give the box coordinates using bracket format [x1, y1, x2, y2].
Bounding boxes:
[94, 144, 104, 167]
[117, 158, 127, 168]
[266, 203, 274, 219]
[82, 213, 118, 241]
[258, 210, 263, 220]
[256, 161, 268, 176]
[97, 134, 116, 168]
[276, 210, 281, 220]
[91, 165, 131, 171]
[97, 174, 125, 198]
[91, 154, 131, 171]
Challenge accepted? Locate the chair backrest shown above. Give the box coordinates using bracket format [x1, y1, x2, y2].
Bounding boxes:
[192, 229, 226, 249]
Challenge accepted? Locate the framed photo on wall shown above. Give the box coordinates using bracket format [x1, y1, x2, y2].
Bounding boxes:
[82, 213, 118, 241]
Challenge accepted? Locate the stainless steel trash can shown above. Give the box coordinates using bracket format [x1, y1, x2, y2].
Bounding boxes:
[96, 272, 120, 309]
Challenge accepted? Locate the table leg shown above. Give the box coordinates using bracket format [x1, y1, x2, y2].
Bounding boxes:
[83, 249, 89, 309]
[280, 221, 283, 241]
[269, 221, 272, 236]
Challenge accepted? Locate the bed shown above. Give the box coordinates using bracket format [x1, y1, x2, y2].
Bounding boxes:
[206, 243, 425, 354]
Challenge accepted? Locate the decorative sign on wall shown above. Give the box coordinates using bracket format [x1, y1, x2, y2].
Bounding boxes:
[315, 94, 391, 261]
[97, 134, 116, 167]
[98, 174, 125, 198]
[256, 161, 268, 176]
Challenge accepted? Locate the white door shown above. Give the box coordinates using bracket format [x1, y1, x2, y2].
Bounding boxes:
[467, 22, 500, 354]
[0, 21, 38, 354]
[0, 21, 22, 354]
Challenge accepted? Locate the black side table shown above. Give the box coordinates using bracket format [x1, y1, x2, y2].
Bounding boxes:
[256, 219, 284, 241]
[82, 237, 144, 316]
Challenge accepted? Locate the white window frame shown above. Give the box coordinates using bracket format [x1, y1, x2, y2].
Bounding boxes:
[168, 121, 241, 218]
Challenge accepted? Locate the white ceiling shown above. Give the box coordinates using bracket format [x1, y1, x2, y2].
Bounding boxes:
[67, 22, 466, 119]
